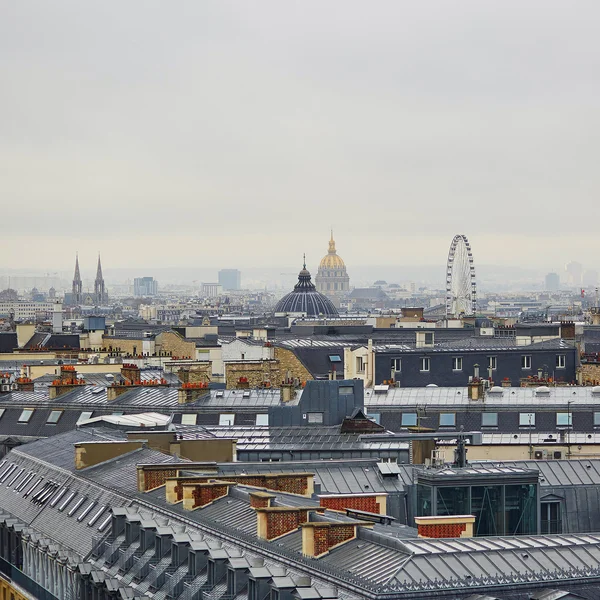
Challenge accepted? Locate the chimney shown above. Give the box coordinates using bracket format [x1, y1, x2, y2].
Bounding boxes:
[51, 302, 63, 334]
[121, 363, 141, 384]
[414, 515, 475, 538]
[178, 382, 209, 404]
[467, 365, 484, 400]
[249, 491, 276, 509]
[181, 480, 235, 510]
[255, 507, 324, 541]
[302, 521, 369, 558]
[107, 384, 135, 402]
[137, 463, 218, 493]
[318, 494, 387, 515]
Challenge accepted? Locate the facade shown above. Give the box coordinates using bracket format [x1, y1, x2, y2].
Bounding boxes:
[133, 276, 159, 297]
[315, 232, 350, 306]
[200, 282, 223, 298]
[0, 301, 55, 321]
[218, 268, 241, 291]
[342, 337, 577, 387]
[275, 260, 339, 317]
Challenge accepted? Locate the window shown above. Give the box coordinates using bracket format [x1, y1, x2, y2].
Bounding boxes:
[488, 356, 497, 371]
[219, 414, 235, 426]
[482, 412, 498, 427]
[77, 411, 93, 424]
[391, 359, 402, 372]
[595, 412, 600, 427]
[0, 409, 5, 421]
[521, 355, 531, 370]
[401, 413, 418, 427]
[541, 502, 561, 534]
[255, 414, 269, 426]
[339, 385, 353, 395]
[424, 332, 434, 345]
[47, 410, 63, 424]
[356, 357, 365, 373]
[87, 506, 106, 527]
[519, 412, 536, 427]
[439, 413, 456, 427]
[307, 412, 323, 424]
[67, 497, 86, 517]
[18, 409, 34, 423]
[452, 357, 463, 371]
[367, 413, 381, 424]
[420, 357, 430, 372]
[328, 355, 342, 363]
[112, 411, 124, 417]
[181, 414, 197, 425]
[556, 412, 572, 427]
[556, 354, 566, 369]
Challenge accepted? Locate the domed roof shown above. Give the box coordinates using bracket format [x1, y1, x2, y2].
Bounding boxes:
[275, 257, 339, 317]
[319, 231, 346, 270]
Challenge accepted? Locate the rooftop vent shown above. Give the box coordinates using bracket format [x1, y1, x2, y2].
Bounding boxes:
[426, 384, 438, 388]
[489, 386, 504, 394]
[535, 386, 551, 395]
[592, 386, 600, 395]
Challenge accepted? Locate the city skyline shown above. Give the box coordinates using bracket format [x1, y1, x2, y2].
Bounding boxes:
[2, 1, 600, 270]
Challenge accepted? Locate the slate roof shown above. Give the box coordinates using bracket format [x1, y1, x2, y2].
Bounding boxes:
[4, 429, 600, 598]
[0, 332, 17, 353]
[202, 426, 409, 453]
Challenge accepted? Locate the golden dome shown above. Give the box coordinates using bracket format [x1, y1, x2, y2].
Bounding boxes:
[319, 231, 346, 270]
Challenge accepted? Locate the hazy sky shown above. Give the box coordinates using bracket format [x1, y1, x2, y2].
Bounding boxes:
[2, 1, 599, 272]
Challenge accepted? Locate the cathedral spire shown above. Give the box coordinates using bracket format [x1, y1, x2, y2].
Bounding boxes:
[73, 253, 81, 282]
[94, 253, 106, 304]
[328, 229, 336, 254]
[72, 253, 82, 304]
[95, 253, 103, 281]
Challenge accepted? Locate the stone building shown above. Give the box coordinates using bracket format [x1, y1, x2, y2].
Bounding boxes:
[315, 231, 350, 307]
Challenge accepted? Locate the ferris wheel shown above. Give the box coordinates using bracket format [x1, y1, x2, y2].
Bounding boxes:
[446, 234, 477, 317]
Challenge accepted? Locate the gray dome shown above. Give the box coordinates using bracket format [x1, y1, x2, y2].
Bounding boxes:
[275, 262, 339, 317]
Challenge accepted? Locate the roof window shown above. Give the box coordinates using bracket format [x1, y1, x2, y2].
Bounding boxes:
[18, 409, 34, 423]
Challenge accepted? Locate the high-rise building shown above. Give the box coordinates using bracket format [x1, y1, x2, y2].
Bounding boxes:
[218, 269, 241, 291]
[565, 261, 583, 287]
[545, 272, 560, 292]
[133, 277, 159, 297]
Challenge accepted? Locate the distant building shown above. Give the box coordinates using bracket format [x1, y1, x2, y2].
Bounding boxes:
[201, 282, 223, 298]
[565, 261, 583, 287]
[275, 258, 339, 317]
[218, 269, 241, 291]
[65, 254, 108, 306]
[133, 276, 158, 297]
[315, 231, 350, 307]
[545, 272, 560, 291]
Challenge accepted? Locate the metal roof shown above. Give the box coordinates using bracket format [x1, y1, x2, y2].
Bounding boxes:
[365, 386, 600, 408]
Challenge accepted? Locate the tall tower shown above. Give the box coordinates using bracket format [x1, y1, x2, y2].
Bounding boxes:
[72, 254, 82, 305]
[94, 254, 107, 304]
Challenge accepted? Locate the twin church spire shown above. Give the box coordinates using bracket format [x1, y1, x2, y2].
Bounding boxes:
[71, 253, 107, 305]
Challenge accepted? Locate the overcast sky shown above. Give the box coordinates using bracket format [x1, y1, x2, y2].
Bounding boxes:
[1, 1, 599, 273]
